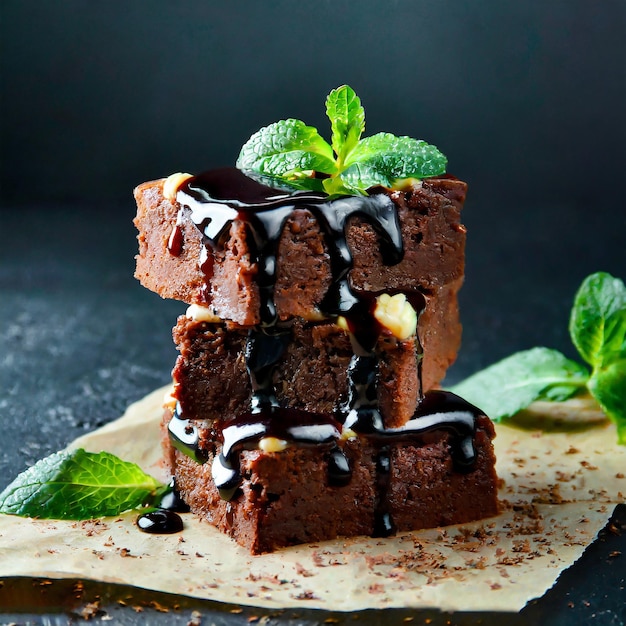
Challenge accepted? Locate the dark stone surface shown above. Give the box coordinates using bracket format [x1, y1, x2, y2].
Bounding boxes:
[0, 201, 624, 624]
[0, 204, 183, 480]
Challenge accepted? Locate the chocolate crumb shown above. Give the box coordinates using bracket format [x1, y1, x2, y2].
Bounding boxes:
[295, 562, 315, 577]
[580, 461, 598, 470]
[116, 547, 134, 558]
[512, 540, 531, 553]
[293, 590, 319, 600]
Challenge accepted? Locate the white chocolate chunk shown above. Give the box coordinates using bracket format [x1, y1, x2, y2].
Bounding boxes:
[373, 293, 417, 340]
[341, 427, 357, 441]
[185, 304, 221, 323]
[162, 386, 177, 410]
[258, 437, 289, 453]
[163, 172, 193, 201]
[336, 316, 350, 332]
[390, 177, 423, 191]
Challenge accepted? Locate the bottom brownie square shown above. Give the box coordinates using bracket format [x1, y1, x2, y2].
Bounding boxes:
[162, 408, 498, 554]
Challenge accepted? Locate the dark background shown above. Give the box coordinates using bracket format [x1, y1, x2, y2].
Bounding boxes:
[0, 2, 625, 623]
[2, 1, 625, 209]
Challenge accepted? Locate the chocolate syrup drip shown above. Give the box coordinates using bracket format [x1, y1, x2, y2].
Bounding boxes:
[167, 222, 184, 257]
[341, 354, 383, 431]
[212, 403, 342, 501]
[168, 404, 208, 464]
[344, 378, 478, 471]
[343, 372, 480, 534]
[136, 510, 183, 534]
[373, 447, 396, 537]
[136, 478, 188, 535]
[176, 167, 403, 326]
[165, 167, 484, 536]
[159, 478, 191, 513]
[327, 446, 352, 487]
[245, 327, 291, 411]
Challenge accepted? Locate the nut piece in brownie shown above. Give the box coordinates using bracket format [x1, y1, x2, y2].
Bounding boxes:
[133, 163, 499, 553]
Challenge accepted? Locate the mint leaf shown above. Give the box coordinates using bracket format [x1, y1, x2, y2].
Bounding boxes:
[588, 359, 626, 444]
[449, 347, 589, 422]
[0, 449, 165, 520]
[449, 271, 626, 445]
[325, 85, 365, 164]
[598, 307, 626, 366]
[237, 86, 447, 196]
[569, 272, 626, 368]
[236, 119, 336, 179]
[342, 133, 447, 189]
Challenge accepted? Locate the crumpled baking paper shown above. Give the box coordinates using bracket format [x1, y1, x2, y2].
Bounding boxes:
[0, 387, 624, 612]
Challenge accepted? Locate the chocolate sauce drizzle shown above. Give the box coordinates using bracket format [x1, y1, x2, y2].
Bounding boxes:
[177, 167, 403, 326]
[164, 167, 484, 538]
[213, 402, 344, 500]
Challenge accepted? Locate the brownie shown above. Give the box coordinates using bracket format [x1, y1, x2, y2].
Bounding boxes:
[171, 316, 421, 429]
[134, 167, 499, 553]
[134, 174, 467, 314]
[162, 409, 498, 554]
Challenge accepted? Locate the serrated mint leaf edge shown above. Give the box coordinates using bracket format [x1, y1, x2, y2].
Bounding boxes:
[237, 86, 449, 197]
[341, 134, 448, 188]
[236, 119, 335, 174]
[247, 150, 337, 180]
[449, 347, 589, 422]
[0, 448, 165, 520]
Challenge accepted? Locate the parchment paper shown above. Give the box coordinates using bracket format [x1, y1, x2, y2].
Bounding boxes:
[0, 387, 624, 612]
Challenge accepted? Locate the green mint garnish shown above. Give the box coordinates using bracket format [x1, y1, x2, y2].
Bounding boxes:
[236, 85, 447, 196]
[0, 448, 166, 519]
[450, 272, 626, 444]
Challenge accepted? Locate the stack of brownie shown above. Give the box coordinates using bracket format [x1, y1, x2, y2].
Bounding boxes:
[133, 167, 498, 554]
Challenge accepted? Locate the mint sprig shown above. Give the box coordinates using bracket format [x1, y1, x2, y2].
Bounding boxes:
[0, 448, 166, 519]
[450, 272, 626, 444]
[236, 85, 447, 196]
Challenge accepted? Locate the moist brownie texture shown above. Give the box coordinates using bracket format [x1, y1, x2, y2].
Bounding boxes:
[172, 316, 420, 429]
[134, 167, 499, 553]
